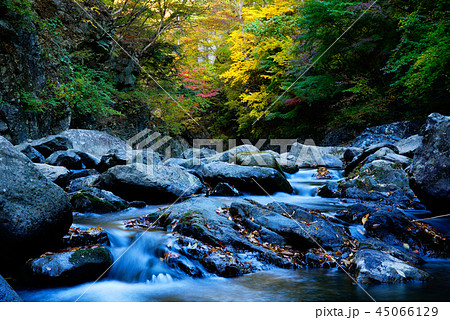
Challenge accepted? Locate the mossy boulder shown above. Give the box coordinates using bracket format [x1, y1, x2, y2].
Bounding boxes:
[70, 187, 128, 213]
[23, 247, 113, 286]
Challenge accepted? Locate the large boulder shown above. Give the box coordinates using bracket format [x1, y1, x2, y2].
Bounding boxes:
[46, 150, 83, 169]
[345, 143, 399, 176]
[94, 164, 205, 203]
[289, 142, 360, 163]
[351, 121, 421, 149]
[354, 249, 430, 284]
[15, 144, 45, 163]
[0, 274, 22, 302]
[200, 162, 293, 194]
[230, 201, 351, 250]
[410, 113, 450, 213]
[60, 129, 127, 158]
[34, 163, 71, 188]
[22, 135, 73, 158]
[0, 137, 73, 269]
[70, 187, 128, 213]
[236, 151, 282, 172]
[23, 247, 113, 286]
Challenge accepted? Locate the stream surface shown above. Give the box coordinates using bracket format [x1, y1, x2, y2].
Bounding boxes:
[18, 169, 450, 301]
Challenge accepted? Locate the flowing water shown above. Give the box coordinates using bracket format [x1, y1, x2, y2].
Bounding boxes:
[18, 169, 450, 302]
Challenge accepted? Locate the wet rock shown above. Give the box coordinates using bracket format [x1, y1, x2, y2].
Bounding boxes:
[170, 236, 253, 278]
[345, 143, 399, 176]
[201, 162, 293, 194]
[289, 142, 361, 163]
[129, 201, 147, 208]
[410, 113, 450, 214]
[69, 168, 99, 180]
[46, 150, 83, 169]
[35, 163, 70, 188]
[278, 153, 299, 173]
[0, 274, 22, 302]
[362, 147, 412, 167]
[236, 151, 282, 172]
[15, 144, 45, 163]
[94, 164, 204, 203]
[230, 201, 351, 250]
[69, 149, 100, 169]
[70, 187, 128, 213]
[351, 132, 403, 149]
[60, 129, 127, 159]
[24, 247, 113, 286]
[354, 249, 430, 284]
[343, 148, 360, 163]
[0, 137, 72, 270]
[67, 175, 100, 193]
[363, 207, 449, 256]
[97, 148, 128, 173]
[26, 135, 73, 158]
[181, 148, 217, 160]
[359, 238, 424, 266]
[209, 182, 242, 197]
[394, 135, 423, 158]
[62, 227, 109, 248]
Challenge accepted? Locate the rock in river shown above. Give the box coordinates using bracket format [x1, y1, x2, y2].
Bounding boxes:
[200, 162, 292, 194]
[23, 247, 113, 286]
[410, 113, 450, 214]
[94, 164, 205, 203]
[354, 249, 430, 284]
[0, 137, 73, 270]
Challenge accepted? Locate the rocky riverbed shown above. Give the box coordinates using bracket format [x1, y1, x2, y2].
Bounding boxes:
[1, 113, 449, 301]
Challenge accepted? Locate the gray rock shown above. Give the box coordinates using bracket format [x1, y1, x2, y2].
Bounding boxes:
[97, 148, 129, 173]
[181, 148, 217, 159]
[0, 274, 22, 302]
[363, 147, 412, 167]
[27, 135, 73, 158]
[34, 163, 71, 188]
[201, 162, 293, 194]
[410, 113, 450, 214]
[351, 132, 402, 149]
[289, 142, 361, 162]
[394, 135, 423, 157]
[69, 168, 99, 180]
[46, 150, 83, 169]
[15, 144, 45, 163]
[364, 120, 421, 139]
[70, 187, 129, 213]
[67, 175, 100, 193]
[94, 164, 204, 203]
[69, 149, 100, 169]
[354, 249, 430, 284]
[24, 247, 113, 286]
[60, 129, 127, 158]
[209, 182, 241, 197]
[0, 137, 72, 269]
[236, 151, 282, 172]
[345, 143, 400, 175]
[230, 201, 351, 250]
[359, 238, 424, 266]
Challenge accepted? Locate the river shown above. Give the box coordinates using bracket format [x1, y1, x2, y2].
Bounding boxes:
[18, 169, 450, 301]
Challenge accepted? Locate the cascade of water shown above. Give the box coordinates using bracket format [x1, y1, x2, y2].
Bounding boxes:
[107, 229, 177, 284]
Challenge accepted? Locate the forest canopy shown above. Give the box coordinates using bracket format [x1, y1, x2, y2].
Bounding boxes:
[3, 0, 449, 140]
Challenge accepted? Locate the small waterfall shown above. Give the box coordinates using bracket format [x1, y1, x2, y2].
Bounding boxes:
[107, 230, 178, 284]
[287, 169, 343, 197]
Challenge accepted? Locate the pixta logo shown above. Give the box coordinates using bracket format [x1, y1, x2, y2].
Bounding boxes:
[126, 129, 172, 174]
